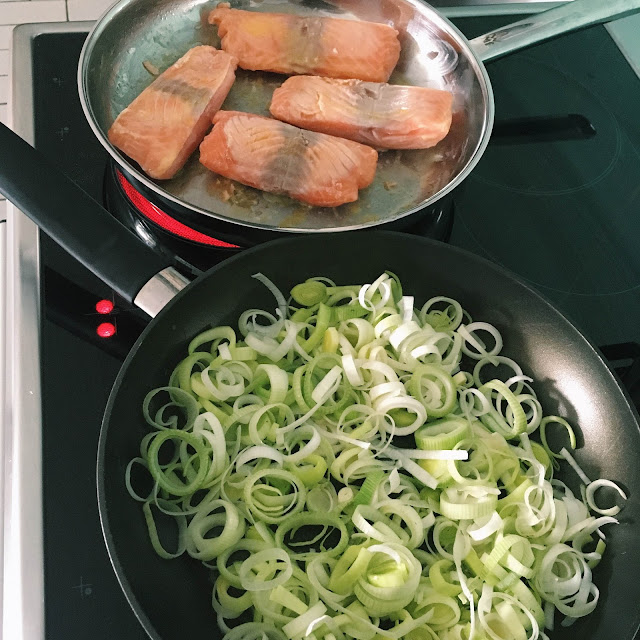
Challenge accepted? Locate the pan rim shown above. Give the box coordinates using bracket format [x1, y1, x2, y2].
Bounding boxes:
[78, 0, 495, 235]
[96, 230, 640, 640]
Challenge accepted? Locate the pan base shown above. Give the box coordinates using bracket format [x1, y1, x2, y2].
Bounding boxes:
[104, 162, 455, 273]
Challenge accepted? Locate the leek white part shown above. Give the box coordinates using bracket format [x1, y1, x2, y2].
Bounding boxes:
[186, 500, 245, 561]
[283, 426, 322, 464]
[468, 512, 504, 541]
[387, 448, 469, 461]
[458, 388, 491, 419]
[358, 274, 392, 312]
[246, 320, 302, 363]
[373, 313, 402, 341]
[376, 396, 427, 435]
[389, 321, 422, 350]
[239, 309, 283, 338]
[218, 342, 233, 360]
[453, 527, 476, 640]
[253, 272, 289, 321]
[283, 601, 328, 639]
[420, 296, 464, 331]
[343, 318, 375, 351]
[200, 362, 250, 401]
[388, 468, 401, 493]
[383, 450, 437, 489]
[458, 323, 503, 359]
[311, 366, 343, 404]
[238, 548, 293, 592]
[534, 544, 600, 619]
[255, 364, 289, 403]
[585, 479, 627, 516]
[351, 505, 402, 543]
[399, 296, 414, 322]
[559, 448, 592, 485]
[194, 412, 228, 481]
[473, 356, 523, 390]
[342, 354, 364, 386]
[235, 445, 284, 470]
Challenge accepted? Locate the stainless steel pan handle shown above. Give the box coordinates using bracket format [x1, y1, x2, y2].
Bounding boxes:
[470, 0, 640, 62]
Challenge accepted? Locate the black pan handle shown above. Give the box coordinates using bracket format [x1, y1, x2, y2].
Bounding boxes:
[0, 122, 177, 306]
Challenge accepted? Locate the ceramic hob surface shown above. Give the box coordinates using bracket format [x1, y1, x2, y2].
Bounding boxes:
[5, 12, 640, 640]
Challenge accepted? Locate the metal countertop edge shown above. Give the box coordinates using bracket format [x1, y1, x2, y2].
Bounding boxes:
[3, 21, 95, 640]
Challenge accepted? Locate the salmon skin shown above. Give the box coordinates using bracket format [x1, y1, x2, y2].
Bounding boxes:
[208, 4, 400, 83]
[270, 76, 453, 150]
[199, 111, 378, 207]
[108, 46, 237, 180]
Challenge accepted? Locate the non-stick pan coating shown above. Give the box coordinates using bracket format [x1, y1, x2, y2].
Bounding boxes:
[98, 231, 640, 640]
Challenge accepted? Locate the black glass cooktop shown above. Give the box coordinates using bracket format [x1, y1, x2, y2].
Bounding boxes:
[449, 19, 640, 351]
[31, 16, 640, 639]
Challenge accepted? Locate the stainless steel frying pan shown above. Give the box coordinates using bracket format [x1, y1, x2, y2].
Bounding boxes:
[79, 0, 640, 234]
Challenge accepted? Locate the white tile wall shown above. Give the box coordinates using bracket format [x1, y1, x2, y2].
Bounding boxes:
[67, 0, 114, 21]
[0, 25, 15, 49]
[0, 0, 113, 210]
[0, 2, 67, 25]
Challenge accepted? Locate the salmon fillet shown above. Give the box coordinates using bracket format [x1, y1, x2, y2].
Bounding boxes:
[208, 4, 400, 83]
[108, 46, 238, 180]
[270, 76, 453, 150]
[199, 111, 378, 207]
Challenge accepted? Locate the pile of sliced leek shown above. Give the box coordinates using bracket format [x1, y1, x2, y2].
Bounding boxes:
[127, 272, 626, 640]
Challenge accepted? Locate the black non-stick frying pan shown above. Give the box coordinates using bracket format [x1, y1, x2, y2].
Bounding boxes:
[0, 121, 639, 640]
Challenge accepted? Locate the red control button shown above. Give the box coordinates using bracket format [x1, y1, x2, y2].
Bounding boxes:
[96, 322, 116, 338]
[96, 299, 115, 315]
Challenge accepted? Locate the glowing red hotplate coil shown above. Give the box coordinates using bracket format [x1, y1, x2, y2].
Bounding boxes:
[116, 170, 240, 249]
